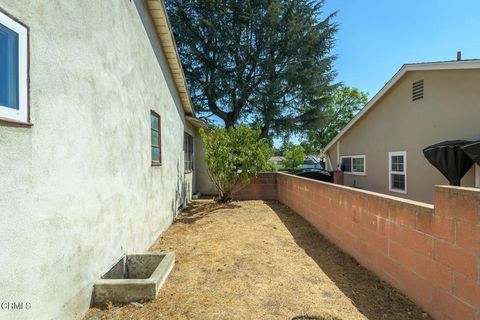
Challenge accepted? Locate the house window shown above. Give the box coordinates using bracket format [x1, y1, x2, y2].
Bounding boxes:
[151, 111, 161, 165]
[389, 151, 407, 193]
[340, 155, 366, 175]
[184, 132, 193, 171]
[0, 11, 28, 122]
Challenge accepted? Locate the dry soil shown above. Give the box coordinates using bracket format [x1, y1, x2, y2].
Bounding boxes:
[84, 200, 430, 320]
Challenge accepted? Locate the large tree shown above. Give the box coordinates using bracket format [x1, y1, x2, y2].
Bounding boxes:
[166, 0, 337, 138]
[304, 85, 368, 152]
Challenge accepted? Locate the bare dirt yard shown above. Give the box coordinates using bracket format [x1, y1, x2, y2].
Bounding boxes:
[84, 200, 430, 320]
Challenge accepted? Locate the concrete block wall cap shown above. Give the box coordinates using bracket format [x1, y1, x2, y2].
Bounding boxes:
[278, 172, 434, 210]
[435, 185, 480, 195]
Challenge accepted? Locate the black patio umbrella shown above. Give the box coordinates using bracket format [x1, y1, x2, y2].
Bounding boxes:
[461, 140, 480, 166]
[422, 140, 474, 186]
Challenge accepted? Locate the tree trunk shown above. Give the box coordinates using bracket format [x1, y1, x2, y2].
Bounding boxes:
[224, 118, 235, 128]
[260, 123, 270, 139]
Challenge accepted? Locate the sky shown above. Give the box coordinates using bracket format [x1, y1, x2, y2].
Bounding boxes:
[322, 0, 480, 97]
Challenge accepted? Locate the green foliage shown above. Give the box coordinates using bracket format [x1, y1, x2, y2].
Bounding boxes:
[264, 160, 278, 172]
[278, 140, 294, 156]
[300, 140, 318, 156]
[281, 145, 305, 170]
[199, 126, 273, 202]
[306, 85, 368, 151]
[166, 0, 338, 139]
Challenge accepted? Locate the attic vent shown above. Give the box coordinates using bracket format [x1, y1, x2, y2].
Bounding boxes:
[412, 80, 424, 101]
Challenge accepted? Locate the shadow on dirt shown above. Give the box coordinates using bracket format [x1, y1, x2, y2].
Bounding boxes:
[175, 200, 241, 224]
[266, 201, 431, 320]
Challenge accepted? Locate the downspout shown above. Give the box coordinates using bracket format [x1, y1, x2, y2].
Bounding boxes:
[336, 140, 341, 170]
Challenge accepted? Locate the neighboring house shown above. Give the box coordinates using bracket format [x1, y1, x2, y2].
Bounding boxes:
[270, 156, 285, 169]
[270, 155, 323, 170]
[0, 1, 212, 319]
[302, 155, 323, 170]
[324, 59, 480, 203]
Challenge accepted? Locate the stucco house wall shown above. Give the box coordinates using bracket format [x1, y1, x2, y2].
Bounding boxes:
[326, 69, 480, 203]
[194, 132, 217, 195]
[0, 1, 197, 319]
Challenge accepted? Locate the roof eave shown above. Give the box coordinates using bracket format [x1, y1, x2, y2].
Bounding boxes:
[186, 116, 208, 129]
[145, 0, 195, 116]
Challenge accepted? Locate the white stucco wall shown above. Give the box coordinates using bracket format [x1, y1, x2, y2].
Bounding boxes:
[0, 1, 193, 319]
[184, 122, 196, 202]
[194, 132, 217, 195]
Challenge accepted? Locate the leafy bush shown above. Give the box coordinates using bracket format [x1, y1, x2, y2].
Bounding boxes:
[264, 160, 277, 172]
[200, 126, 273, 202]
[281, 145, 305, 170]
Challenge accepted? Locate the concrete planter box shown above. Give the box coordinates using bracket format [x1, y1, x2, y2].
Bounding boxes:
[93, 252, 175, 305]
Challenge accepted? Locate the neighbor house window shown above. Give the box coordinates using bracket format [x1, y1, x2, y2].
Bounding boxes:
[389, 151, 407, 193]
[0, 11, 28, 122]
[151, 111, 161, 165]
[184, 132, 193, 171]
[340, 155, 366, 175]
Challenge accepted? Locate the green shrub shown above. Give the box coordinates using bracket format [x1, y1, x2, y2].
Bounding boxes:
[200, 126, 273, 202]
[264, 160, 277, 172]
[281, 145, 305, 170]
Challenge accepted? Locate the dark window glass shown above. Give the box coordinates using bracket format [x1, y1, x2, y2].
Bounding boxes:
[391, 174, 405, 190]
[341, 157, 352, 172]
[151, 111, 161, 164]
[391, 155, 404, 172]
[184, 132, 194, 171]
[0, 23, 19, 110]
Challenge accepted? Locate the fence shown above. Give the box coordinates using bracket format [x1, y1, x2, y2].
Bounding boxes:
[235, 172, 480, 320]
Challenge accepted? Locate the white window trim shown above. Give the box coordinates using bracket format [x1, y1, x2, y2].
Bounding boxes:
[475, 164, 480, 188]
[0, 11, 28, 122]
[184, 132, 194, 172]
[340, 154, 366, 176]
[389, 151, 407, 194]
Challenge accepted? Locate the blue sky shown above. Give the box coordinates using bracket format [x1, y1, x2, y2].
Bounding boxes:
[322, 0, 480, 97]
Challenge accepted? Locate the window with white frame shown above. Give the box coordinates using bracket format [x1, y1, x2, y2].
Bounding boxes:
[340, 155, 366, 175]
[184, 132, 194, 171]
[0, 11, 28, 122]
[150, 111, 161, 165]
[389, 151, 407, 193]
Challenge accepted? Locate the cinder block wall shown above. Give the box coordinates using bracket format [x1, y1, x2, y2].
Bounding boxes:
[242, 173, 480, 320]
[232, 173, 277, 200]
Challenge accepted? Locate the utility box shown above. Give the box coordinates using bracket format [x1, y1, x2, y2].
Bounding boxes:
[93, 252, 175, 305]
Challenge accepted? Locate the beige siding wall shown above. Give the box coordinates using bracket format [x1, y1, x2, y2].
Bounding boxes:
[327, 69, 480, 203]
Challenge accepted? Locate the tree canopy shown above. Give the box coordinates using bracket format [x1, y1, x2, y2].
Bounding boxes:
[166, 0, 338, 139]
[281, 145, 305, 170]
[304, 85, 368, 152]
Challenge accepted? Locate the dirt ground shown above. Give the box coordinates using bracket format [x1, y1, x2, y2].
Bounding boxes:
[84, 200, 430, 320]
